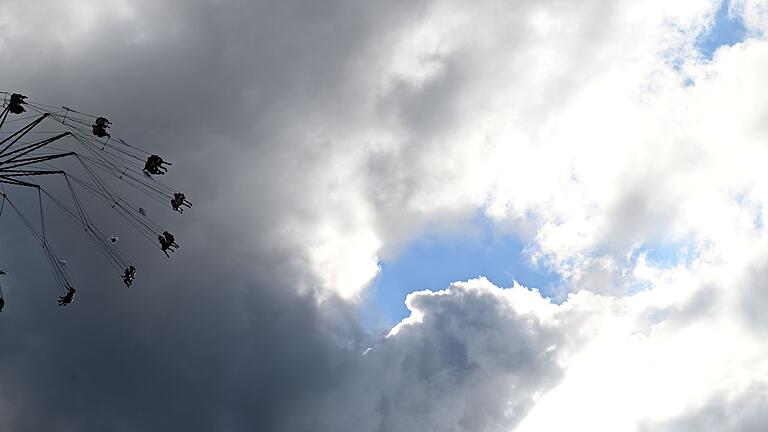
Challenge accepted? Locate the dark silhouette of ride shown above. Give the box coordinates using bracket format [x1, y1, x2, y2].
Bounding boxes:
[1, 91, 192, 309]
[57, 286, 76, 306]
[144, 154, 171, 175]
[92, 116, 111, 138]
[170, 192, 191, 213]
[158, 231, 179, 258]
[122, 265, 136, 287]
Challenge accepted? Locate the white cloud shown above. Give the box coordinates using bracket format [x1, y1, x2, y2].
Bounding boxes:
[639, 383, 768, 431]
[265, 1, 768, 426]
[301, 0, 768, 300]
[733, 0, 768, 35]
[517, 266, 768, 430]
[337, 254, 768, 431]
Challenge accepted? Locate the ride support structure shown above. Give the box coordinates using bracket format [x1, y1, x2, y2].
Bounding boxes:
[0, 91, 192, 309]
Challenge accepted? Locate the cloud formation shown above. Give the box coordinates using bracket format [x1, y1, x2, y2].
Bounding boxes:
[302, 279, 565, 432]
[3, 0, 768, 431]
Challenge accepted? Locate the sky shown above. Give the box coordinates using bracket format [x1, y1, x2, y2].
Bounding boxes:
[697, 0, 748, 59]
[2, 0, 768, 431]
[369, 214, 563, 327]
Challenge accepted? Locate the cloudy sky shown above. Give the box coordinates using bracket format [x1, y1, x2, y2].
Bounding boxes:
[2, 0, 768, 430]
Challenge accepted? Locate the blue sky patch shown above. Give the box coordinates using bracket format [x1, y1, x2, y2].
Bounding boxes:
[364, 215, 561, 328]
[641, 238, 695, 269]
[696, 0, 747, 60]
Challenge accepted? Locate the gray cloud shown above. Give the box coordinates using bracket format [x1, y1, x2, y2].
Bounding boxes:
[640, 384, 768, 432]
[0, 1, 570, 431]
[297, 280, 564, 432]
[738, 257, 768, 335]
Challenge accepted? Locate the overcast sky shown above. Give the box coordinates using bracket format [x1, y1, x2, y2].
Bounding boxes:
[2, 0, 768, 431]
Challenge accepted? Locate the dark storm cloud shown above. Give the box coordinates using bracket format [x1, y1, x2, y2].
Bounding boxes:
[0, 1, 566, 431]
[0, 246, 358, 431]
[0, 1, 399, 430]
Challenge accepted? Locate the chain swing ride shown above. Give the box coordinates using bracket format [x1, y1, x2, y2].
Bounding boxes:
[0, 92, 191, 311]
